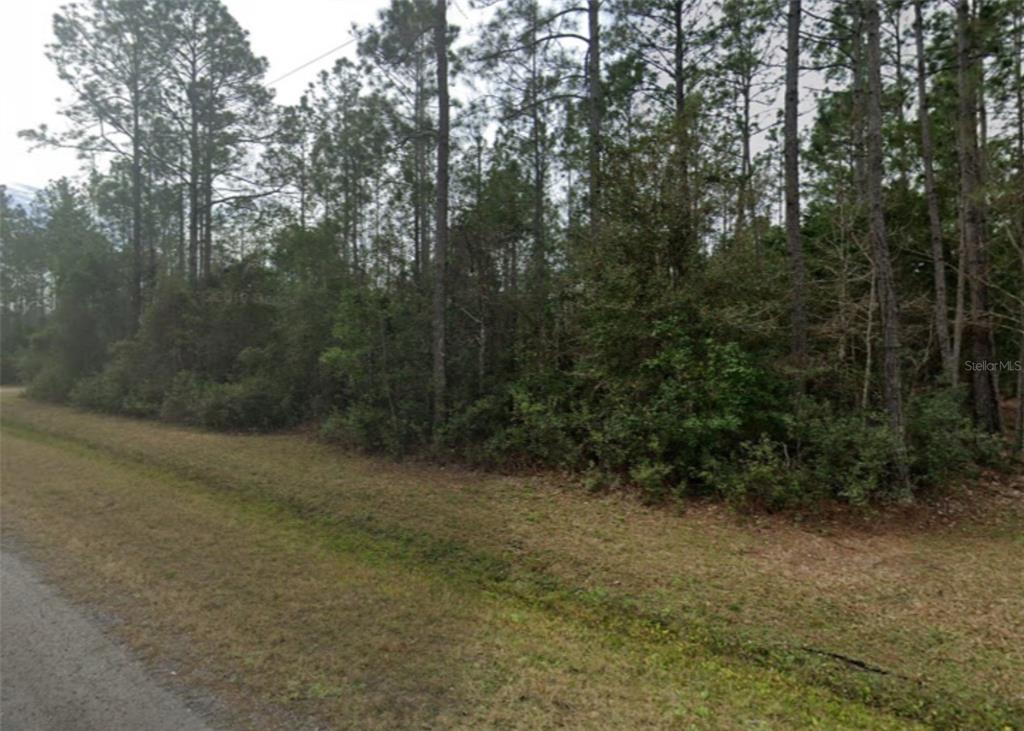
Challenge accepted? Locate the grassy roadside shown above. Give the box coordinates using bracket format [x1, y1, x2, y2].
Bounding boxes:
[2, 390, 1022, 728]
[1, 428, 907, 730]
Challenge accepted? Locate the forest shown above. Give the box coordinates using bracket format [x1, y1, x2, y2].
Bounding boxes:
[2, 0, 1022, 508]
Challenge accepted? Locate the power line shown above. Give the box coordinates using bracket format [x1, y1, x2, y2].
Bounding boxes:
[267, 36, 358, 86]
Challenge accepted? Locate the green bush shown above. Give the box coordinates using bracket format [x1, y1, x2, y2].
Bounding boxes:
[706, 408, 906, 508]
[318, 408, 350, 444]
[159, 371, 207, 424]
[319, 402, 377, 449]
[581, 335, 781, 490]
[155, 371, 291, 431]
[198, 376, 288, 431]
[806, 414, 902, 505]
[69, 339, 164, 416]
[907, 388, 1002, 484]
[20, 330, 76, 402]
[68, 370, 123, 412]
[707, 436, 811, 509]
[0, 353, 22, 385]
[628, 460, 676, 500]
[439, 393, 513, 464]
[26, 364, 77, 403]
[482, 380, 582, 467]
[469, 331, 783, 499]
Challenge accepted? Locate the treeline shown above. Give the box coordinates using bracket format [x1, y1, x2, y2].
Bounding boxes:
[2, 0, 1022, 507]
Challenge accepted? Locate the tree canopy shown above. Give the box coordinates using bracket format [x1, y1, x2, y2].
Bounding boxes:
[4, 0, 1023, 506]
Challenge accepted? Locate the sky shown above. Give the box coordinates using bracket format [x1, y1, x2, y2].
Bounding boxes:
[0, 0, 389, 192]
[1, 0, 798, 201]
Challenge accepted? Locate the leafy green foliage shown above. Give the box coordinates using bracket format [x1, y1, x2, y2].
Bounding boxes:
[791, 405, 905, 505]
[907, 388, 1004, 484]
[319, 283, 432, 454]
[9, 0, 1020, 509]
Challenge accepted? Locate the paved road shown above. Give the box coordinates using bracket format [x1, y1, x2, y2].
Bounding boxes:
[0, 549, 216, 731]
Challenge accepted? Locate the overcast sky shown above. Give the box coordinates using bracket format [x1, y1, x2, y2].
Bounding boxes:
[2, 0, 800, 200]
[1, 0, 390, 191]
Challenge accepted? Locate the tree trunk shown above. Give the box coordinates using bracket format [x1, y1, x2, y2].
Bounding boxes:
[530, 7, 546, 287]
[956, 0, 1001, 433]
[1015, 3, 1024, 452]
[299, 136, 308, 231]
[188, 81, 200, 286]
[672, 0, 693, 260]
[587, 0, 602, 240]
[953, 224, 967, 369]
[913, 0, 954, 383]
[865, 0, 910, 487]
[737, 77, 754, 246]
[414, 54, 427, 282]
[862, 262, 876, 410]
[1018, 238, 1024, 453]
[851, 14, 867, 207]
[432, 0, 449, 438]
[178, 181, 186, 276]
[673, 0, 685, 122]
[785, 0, 808, 370]
[130, 67, 143, 329]
[201, 146, 213, 281]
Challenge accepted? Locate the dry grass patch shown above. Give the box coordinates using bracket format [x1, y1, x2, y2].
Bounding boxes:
[1, 429, 914, 730]
[2, 389, 1022, 726]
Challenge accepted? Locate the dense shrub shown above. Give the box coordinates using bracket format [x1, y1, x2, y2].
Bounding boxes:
[907, 388, 1003, 483]
[319, 402, 399, 452]
[438, 393, 515, 463]
[318, 284, 432, 455]
[69, 368, 125, 413]
[17, 225, 1006, 509]
[581, 335, 781, 485]
[448, 329, 784, 498]
[0, 355, 20, 386]
[798, 410, 904, 505]
[477, 377, 583, 467]
[706, 394, 1003, 509]
[197, 376, 289, 431]
[159, 371, 207, 424]
[70, 340, 164, 416]
[25, 364, 77, 403]
[21, 330, 91, 403]
[159, 371, 290, 431]
[707, 436, 809, 509]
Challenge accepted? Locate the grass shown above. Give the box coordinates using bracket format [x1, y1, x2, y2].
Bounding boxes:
[1, 388, 1022, 728]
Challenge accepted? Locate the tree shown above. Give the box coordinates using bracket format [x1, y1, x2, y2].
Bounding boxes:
[587, 0, 604, 239]
[17, 0, 1013, 506]
[913, 0, 955, 384]
[485, 1, 604, 236]
[433, 0, 450, 436]
[717, 0, 773, 247]
[0, 189, 47, 383]
[865, 0, 909, 486]
[11, 181, 129, 399]
[956, 0, 1001, 432]
[162, 0, 271, 284]
[26, 0, 166, 327]
[475, 0, 567, 291]
[357, 0, 439, 282]
[608, 0, 708, 262]
[262, 101, 317, 231]
[784, 0, 808, 368]
[1014, 0, 1024, 452]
